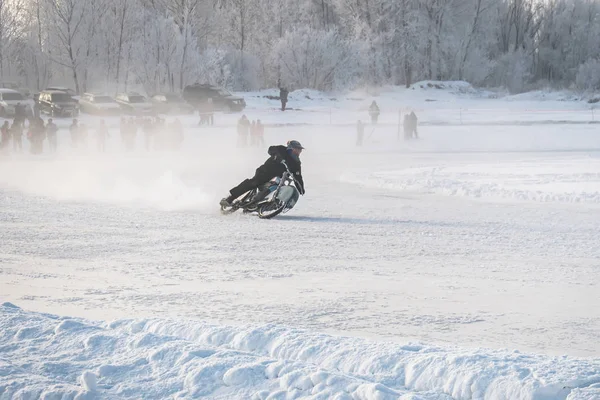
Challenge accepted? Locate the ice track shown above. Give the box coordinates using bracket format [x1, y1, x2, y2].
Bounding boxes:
[2, 87, 600, 399]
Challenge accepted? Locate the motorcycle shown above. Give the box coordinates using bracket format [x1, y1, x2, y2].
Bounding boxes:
[220, 161, 301, 219]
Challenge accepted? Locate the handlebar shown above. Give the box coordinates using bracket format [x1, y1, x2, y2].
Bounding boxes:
[280, 159, 291, 173]
[279, 160, 296, 181]
[276, 159, 304, 195]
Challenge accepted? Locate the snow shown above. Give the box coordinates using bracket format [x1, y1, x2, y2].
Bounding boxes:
[2, 303, 599, 400]
[341, 158, 600, 204]
[1, 83, 599, 399]
[239, 82, 598, 126]
[80, 371, 98, 393]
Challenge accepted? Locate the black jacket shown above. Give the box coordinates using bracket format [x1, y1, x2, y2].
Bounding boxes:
[258, 145, 305, 194]
[280, 89, 289, 101]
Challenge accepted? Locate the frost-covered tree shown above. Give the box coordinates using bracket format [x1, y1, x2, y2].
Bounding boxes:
[131, 10, 182, 95]
[456, 0, 494, 82]
[535, 0, 600, 86]
[0, 0, 27, 77]
[44, 0, 90, 93]
[576, 58, 600, 91]
[2, 0, 600, 93]
[272, 27, 356, 90]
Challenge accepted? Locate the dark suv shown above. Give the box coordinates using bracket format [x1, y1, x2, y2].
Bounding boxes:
[182, 84, 245, 112]
[38, 90, 79, 117]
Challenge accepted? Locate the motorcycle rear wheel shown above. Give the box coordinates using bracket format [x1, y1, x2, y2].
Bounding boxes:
[258, 200, 285, 219]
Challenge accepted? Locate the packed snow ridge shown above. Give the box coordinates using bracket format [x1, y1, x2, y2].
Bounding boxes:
[1, 304, 599, 400]
[342, 158, 600, 204]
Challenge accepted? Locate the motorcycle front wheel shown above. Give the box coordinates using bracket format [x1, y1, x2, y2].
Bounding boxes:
[258, 200, 285, 219]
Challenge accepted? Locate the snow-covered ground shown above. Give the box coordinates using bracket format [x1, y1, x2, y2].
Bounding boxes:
[238, 82, 600, 126]
[2, 303, 600, 400]
[1, 83, 599, 399]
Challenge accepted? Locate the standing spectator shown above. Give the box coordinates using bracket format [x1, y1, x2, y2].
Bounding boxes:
[236, 116, 244, 147]
[28, 118, 45, 155]
[14, 103, 26, 125]
[154, 117, 167, 149]
[403, 115, 411, 140]
[27, 121, 36, 154]
[356, 120, 364, 146]
[38, 117, 47, 153]
[279, 87, 289, 111]
[409, 111, 418, 139]
[33, 100, 40, 118]
[78, 123, 88, 149]
[0, 121, 10, 152]
[143, 117, 154, 150]
[207, 98, 214, 125]
[369, 101, 380, 124]
[70, 119, 79, 147]
[250, 120, 258, 146]
[198, 100, 208, 125]
[256, 120, 265, 146]
[46, 118, 58, 152]
[96, 119, 109, 152]
[237, 115, 250, 147]
[11, 120, 23, 152]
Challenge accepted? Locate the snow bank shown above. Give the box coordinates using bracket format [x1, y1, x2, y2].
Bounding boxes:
[1, 303, 599, 399]
[240, 81, 487, 113]
[502, 90, 585, 103]
[407, 81, 482, 95]
[234, 82, 596, 126]
[239, 81, 592, 110]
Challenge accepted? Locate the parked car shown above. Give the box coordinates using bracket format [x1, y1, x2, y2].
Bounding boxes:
[115, 93, 153, 115]
[45, 86, 80, 102]
[151, 93, 195, 115]
[0, 81, 31, 98]
[182, 84, 245, 112]
[38, 90, 79, 117]
[79, 93, 121, 115]
[0, 89, 33, 117]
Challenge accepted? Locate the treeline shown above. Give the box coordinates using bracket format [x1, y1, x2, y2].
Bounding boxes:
[0, 0, 599, 94]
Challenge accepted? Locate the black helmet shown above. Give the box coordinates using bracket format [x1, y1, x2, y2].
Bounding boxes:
[287, 140, 305, 150]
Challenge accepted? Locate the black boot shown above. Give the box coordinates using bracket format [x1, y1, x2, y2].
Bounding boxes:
[219, 194, 236, 207]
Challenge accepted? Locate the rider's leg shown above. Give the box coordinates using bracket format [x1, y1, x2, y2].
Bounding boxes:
[223, 173, 272, 205]
[250, 182, 274, 204]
